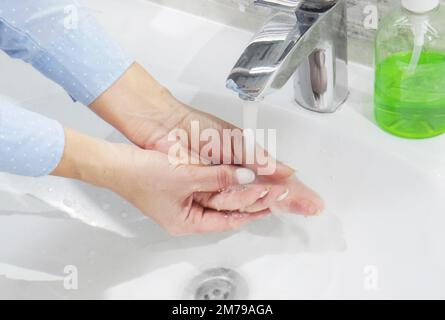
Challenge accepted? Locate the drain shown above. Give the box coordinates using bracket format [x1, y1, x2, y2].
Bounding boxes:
[186, 268, 248, 300]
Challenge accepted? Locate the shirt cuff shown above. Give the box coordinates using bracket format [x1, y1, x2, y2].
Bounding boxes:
[0, 98, 65, 177]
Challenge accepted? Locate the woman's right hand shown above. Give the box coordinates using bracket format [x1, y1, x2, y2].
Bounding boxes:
[101, 144, 278, 235]
[52, 129, 279, 235]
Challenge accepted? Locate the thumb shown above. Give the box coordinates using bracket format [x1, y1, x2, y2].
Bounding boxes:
[189, 166, 256, 193]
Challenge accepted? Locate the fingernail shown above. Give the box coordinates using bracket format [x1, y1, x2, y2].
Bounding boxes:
[259, 189, 269, 199]
[236, 168, 256, 185]
[276, 189, 289, 202]
[300, 199, 323, 216]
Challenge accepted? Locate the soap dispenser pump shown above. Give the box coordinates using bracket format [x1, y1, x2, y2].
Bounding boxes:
[374, 0, 445, 139]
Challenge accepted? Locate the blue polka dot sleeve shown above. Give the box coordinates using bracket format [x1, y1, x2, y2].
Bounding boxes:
[0, 0, 134, 106]
[0, 97, 65, 177]
[0, 0, 134, 177]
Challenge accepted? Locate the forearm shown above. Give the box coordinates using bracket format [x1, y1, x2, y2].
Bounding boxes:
[51, 128, 119, 189]
[90, 63, 191, 148]
[0, 0, 133, 107]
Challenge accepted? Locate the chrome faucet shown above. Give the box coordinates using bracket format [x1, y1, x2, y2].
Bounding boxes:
[226, 0, 349, 113]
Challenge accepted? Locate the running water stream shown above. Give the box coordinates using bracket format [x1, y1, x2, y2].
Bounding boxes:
[242, 100, 259, 166]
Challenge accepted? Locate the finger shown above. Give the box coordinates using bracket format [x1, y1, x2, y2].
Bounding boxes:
[257, 176, 325, 216]
[151, 114, 295, 180]
[272, 190, 324, 217]
[243, 184, 289, 213]
[237, 141, 295, 181]
[194, 185, 270, 211]
[194, 209, 271, 234]
[188, 165, 256, 193]
[155, 135, 210, 166]
[216, 126, 295, 181]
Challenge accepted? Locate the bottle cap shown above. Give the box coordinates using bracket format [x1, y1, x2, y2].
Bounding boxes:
[401, 0, 440, 14]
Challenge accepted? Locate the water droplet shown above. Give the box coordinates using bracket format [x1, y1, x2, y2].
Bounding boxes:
[63, 199, 73, 208]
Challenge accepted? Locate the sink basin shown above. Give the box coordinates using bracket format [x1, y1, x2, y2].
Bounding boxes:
[0, 0, 444, 299]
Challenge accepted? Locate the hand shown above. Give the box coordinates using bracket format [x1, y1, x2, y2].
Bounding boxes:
[90, 64, 293, 178]
[91, 63, 324, 216]
[52, 129, 274, 235]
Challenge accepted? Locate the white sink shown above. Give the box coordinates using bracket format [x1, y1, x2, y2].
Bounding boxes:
[0, 0, 444, 299]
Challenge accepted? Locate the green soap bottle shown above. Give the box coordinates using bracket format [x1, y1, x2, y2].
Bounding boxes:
[375, 0, 445, 139]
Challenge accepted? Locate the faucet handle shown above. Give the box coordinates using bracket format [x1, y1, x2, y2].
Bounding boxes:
[253, 0, 302, 12]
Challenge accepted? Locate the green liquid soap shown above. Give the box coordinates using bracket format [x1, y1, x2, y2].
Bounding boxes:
[375, 51, 445, 139]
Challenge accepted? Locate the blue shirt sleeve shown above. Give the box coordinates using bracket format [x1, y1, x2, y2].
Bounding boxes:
[0, 0, 134, 177]
[0, 97, 65, 177]
[0, 0, 134, 106]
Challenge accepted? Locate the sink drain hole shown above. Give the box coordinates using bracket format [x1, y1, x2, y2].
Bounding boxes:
[186, 268, 248, 300]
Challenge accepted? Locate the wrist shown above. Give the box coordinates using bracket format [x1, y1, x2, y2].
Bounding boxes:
[51, 128, 121, 189]
[90, 63, 190, 147]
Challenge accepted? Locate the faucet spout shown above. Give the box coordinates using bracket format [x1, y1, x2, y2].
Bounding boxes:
[226, 0, 349, 113]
